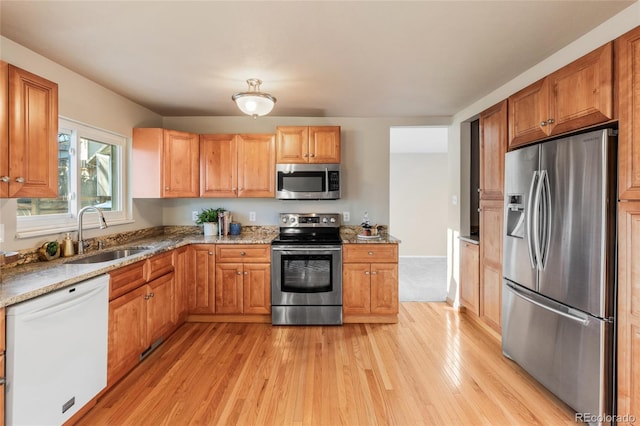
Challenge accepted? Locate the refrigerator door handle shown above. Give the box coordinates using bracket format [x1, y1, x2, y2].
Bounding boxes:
[526, 171, 539, 269]
[532, 170, 544, 270]
[506, 282, 590, 326]
[540, 170, 552, 269]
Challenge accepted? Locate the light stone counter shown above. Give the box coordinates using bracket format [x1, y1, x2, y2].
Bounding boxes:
[0, 226, 278, 308]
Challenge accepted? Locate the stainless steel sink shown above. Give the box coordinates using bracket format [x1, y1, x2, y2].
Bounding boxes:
[66, 248, 151, 264]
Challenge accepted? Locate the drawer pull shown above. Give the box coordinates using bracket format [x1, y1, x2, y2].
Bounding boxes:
[365, 271, 370, 275]
[240, 251, 246, 256]
[368, 251, 374, 255]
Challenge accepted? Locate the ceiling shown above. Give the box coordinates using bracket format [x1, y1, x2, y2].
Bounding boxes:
[0, 1, 635, 118]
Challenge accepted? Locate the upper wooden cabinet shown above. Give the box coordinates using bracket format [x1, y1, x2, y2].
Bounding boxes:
[1, 62, 59, 198]
[132, 128, 199, 198]
[200, 133, 275, 198]
[479, 100, 507, 200]
[617, 26, 640, 200]
[276, 126, 340, 164]
[508, 42, 613, 149]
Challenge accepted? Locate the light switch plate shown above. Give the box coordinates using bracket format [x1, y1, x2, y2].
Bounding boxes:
[249, 211, 256, 222]
[343, 212, 350, 222]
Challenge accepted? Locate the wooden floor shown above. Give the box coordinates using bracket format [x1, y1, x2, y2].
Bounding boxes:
[78, 303, 575, 425]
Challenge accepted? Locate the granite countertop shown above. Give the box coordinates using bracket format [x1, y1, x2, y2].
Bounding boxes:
[0, 225, 400, 308]
[0, 228, 279, 308]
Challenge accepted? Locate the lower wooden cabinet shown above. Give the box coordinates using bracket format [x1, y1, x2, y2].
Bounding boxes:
[215, 245, 271, 317]
[479, 200, 503, 333]
[174, 246, 189, 322]
[459, 240, 480, 316]
[107, 252, 177, 387]
[1, 307, 5, 424]
[617, 201, 640, 421]
[189, 244, 216, 314]
[343, 244, 399, 323]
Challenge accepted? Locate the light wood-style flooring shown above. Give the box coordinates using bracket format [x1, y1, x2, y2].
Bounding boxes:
[78, 303, 575, 425]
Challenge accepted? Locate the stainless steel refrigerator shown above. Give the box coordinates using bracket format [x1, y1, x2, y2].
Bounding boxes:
[502, 128, 617, 419]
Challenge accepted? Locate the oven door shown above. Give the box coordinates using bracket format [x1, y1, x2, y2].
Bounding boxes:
[271, 246, 342, 306]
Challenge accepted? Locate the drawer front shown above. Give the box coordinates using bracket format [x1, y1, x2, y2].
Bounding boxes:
[216, 244, 270, 263]
[145, 250, 175, 281]
[343, 244, 398, 263]
[109, 260, 146, 300]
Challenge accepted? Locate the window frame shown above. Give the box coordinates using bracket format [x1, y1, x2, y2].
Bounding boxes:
[16, 117, 132, 238]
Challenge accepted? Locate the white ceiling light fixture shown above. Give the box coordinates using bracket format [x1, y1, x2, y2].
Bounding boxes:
[232, 78, 276, 118]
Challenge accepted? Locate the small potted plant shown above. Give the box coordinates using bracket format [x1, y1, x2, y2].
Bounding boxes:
[38, 240, 60, 261]
[196, 208, 223, 236]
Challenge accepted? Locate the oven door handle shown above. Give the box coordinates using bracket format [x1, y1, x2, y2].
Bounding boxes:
[271, 246, 342, 252]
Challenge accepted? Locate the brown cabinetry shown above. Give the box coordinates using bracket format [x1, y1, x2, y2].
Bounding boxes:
[215, 244, 271, 316]
[189, 244, 216, 314]
[479, 200, 503, 333]
[174, 246, 189, 323]
[132, 128, 200, 198]
[200, 133, 275, 198]
[479, 100, 507, 200]
[107, 252, 176, 387]
[617, 201, 640, 421]
[276, 126, 341, 164]
[508, 42, 613, 149]
[459, 240, 480, 316]
[1, 61, 59, 198]
[0, 307, 4, 423]
[617, 26, 640, 200]
[343, 244, 399, 323]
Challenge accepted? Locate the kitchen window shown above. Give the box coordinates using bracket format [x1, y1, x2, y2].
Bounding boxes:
[16, 118, 130, 237]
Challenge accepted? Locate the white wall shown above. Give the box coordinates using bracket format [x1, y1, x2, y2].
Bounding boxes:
[0, 36, 164, 251]
[390, 153, 448, 256]
[445, 3, 640, 304]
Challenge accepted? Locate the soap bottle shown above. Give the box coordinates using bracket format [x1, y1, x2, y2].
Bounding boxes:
[62, 232, 75, 257]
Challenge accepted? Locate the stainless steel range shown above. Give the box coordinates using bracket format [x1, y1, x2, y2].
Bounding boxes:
[271, 213, 343, 325]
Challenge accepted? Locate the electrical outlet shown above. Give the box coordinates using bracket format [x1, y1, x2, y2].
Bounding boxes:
[249, 211, 256, 222]
[343, 212, 350, 222]
[192, 211, 198, 221]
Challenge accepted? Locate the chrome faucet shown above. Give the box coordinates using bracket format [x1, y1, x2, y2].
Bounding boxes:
[77, 206, 108, 254]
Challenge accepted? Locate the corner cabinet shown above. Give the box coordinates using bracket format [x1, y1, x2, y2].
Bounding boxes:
[1, 62, 59, 198]
[508, 42, 613, 149]
[343, 244, 399, 323]
[617, 26, 640, 200]
[276, 126, 341, 164]
[132, 128, 200, 198]
[200, 134, 275, 198]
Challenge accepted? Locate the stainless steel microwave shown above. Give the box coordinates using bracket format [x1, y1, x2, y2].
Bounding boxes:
[275, 164, 341, 200]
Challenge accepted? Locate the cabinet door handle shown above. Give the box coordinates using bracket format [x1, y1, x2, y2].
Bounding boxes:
[236, 271, 242, 275]
[303, 154, 308, 158]
[244, 271, 248, 275]
[547, 118, 554, 124]
[144, 294, 151, 300]
[15, 177, 25, 183]
[208, 251, 213, 255]
[365, 271, 370, 275]
[310, 153, 315, 157]
[540, 121, 547, 127]
[371, 271, 377, 275]
[0, 176, 9, 183]
[149, 292, 155, 298]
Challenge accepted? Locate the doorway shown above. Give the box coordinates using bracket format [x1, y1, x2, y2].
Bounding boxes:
[389, 126, 448, 301]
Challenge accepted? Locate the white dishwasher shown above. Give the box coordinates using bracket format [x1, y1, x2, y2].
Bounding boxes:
[6, 274, 109, 426]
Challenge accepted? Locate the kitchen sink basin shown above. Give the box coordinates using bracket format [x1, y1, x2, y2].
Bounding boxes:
[66, 248, 151, 264]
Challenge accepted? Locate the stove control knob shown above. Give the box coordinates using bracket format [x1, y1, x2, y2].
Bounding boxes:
[282, 216, 288, 223]
[330, 217, 336, 223]
[322, 217, 328, 223]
